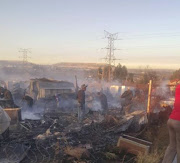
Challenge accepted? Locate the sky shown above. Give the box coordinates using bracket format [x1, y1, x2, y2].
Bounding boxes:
[0, 0, 180, 69]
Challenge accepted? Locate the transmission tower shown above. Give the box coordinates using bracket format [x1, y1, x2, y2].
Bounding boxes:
[19, 48, 31, 68]
[103, 30, 120, 82]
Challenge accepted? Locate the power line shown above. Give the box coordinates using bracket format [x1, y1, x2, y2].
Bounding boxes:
[127, 31, 180, 36]
[102, 30, 121, 82]
[122, 32, 180, 40]
[119, 44, 180, 50]
[19, 48, 31, 68]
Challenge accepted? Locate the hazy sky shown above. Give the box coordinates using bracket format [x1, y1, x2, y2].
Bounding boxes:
[0, 0, 180, 68]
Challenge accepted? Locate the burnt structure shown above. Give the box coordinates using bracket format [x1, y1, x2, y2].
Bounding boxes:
[29, 78, 75, 100]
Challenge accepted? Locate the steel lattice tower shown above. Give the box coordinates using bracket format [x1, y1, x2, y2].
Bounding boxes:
[19, 48, 31, 68]
[103, 30, 119, 82]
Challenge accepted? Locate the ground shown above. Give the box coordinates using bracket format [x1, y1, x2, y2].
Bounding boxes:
[0, 109, 170, 163]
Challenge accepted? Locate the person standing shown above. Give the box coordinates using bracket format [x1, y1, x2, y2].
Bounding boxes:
[97, 92, 108, 115]
[77, 84, 87, 122]
[121, 88, 133, 115]
[162, 84, 180, 163]
[0, 87, 17, 108]
[23, 95, 34, 108]
[4, 89, 19, 108]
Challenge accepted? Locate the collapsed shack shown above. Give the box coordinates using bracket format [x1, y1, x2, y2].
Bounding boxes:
[29, 78, 75, 101]
[0, 108, 147, 163]
[26, 78, 77, 112]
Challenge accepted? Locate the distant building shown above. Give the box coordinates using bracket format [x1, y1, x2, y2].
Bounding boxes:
[29, 78, 74, 100]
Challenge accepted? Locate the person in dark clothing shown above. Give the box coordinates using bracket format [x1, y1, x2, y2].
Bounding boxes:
[77, 84, 87, 121]
[97, 92, 108, 115]
[0, 87, 5, 98]
[23, 95, 34, 108]
[0, 88, 17, 108]
[121, 89, 133, 115]
[5, 89, 18, 108]
[4, 89, 13, 101]
[121, 89, 133, 101]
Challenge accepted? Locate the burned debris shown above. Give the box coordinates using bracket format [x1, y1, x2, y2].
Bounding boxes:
[0, 77, 175, 162]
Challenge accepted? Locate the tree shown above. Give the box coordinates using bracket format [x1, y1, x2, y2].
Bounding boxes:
[170, 69, 180, 80]
[139, 71, 158, 84]
[127, 73, 134, 83]
[97, 64, 128, 82]
[121, 66, 128, 80]
[113, 64, 128, 82]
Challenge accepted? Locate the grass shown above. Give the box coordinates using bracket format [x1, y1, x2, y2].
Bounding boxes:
[136, 123, 169, 163]
[136, 150, 164, 163]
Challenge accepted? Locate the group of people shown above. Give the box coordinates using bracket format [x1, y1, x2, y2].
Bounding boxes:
[77, 83, 180, 162]
[77, 84, 108, 121]
[1, 81, 179, 162]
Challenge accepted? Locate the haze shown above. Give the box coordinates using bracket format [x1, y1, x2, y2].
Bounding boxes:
[0, 0, 180, 69]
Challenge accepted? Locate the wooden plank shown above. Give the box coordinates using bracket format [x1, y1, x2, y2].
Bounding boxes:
[123, 134, 152, 146]
[117, 137, 151, 155]
[147, 80, 152, 114]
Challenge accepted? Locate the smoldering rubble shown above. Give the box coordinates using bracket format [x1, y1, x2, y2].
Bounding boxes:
[0, 78, 174, 163]
[0, 110, 147, 163]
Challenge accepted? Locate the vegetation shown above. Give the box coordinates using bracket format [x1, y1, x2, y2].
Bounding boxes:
[136, 124, 169, 163]
[138, 70, 158, 85]
[97, 63, 128, 82]
[170, 69, 180, 80]
[136, 151, 164, 163]
[127, 73, 134, 83]
[113, 64, 128, 82]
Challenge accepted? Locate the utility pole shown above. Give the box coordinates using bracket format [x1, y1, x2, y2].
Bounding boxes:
[19, 48, 31, 69]
[103, 30, 120, 82]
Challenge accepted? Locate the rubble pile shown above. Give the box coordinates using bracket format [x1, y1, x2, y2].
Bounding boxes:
[0, 78, 175, 162]
[0, 109, 143, 163]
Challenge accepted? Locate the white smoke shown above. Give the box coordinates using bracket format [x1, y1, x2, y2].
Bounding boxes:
[21, 111, 42, 120]
[91, 100, 102, 111]
[155, 80, 169, 98]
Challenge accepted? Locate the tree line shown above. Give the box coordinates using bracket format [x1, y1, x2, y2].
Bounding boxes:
[98, 64, 132, 82]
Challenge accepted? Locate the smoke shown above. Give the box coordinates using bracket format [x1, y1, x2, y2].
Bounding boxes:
[155, 80, 169, 98]
[0, 62, 87, 90]
[21, 111, 42, 120]
[91, 100, 102, 111]
[131, 102, 146, 112]
[84, 80, 127, 110]
[109, 101, 122, 108]
[1, 62, 150, 117]
[57, 98, 78, 112]
[21, 103, 45, 120]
